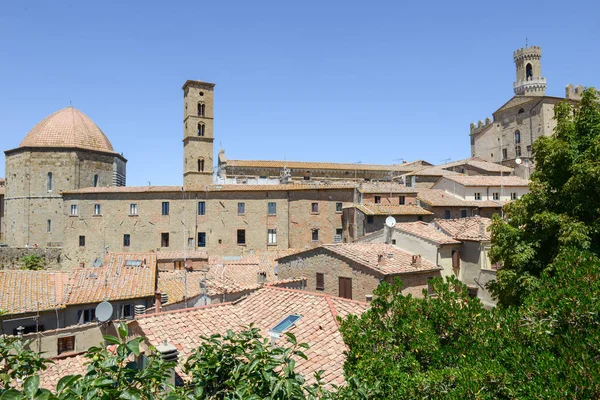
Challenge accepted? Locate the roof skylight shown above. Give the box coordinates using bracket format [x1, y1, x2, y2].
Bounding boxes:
[269, 314, 302, 338]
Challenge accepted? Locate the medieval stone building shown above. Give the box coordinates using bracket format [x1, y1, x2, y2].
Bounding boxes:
[470, 45, 590, 178]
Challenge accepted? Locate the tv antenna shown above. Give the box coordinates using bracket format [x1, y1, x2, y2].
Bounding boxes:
[96, 301, 114, 323]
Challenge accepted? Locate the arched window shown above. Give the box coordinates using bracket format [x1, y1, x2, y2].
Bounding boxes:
[197, 123, 205, 137]
[198, 103, 205, 117]
[526, 63, 533, 80]
[47, 172, 53, 191]
[515, 130, 521, 144]
[93, 174, 99, 187]
[198, 158, 205, 172]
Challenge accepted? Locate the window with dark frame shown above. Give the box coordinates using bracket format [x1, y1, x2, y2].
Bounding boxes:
[123, 234, 131, 247]
[399, 196, 405, 205]
[311, 229, 319, 242]
[334, 228, 343, 243]
[237, 229, 246, 245]
[93, 174, 99, 187]
[77, 308, 96, 324]
[338, 277, 352, 299]
[70, 204, 78, 216]
[94, 204, 101, 215]
[461, 209, 468, 218]
[161, 233, 170, 247]
[47, 172, 53, 191]
[474, 193, 482, 201]
[79, 235, 85, 247]
[268, 229, 277, 245]
[502, 148, 508, 160]
[493, 192, 500, 200]
[268, 202, 277, 215]
[238, 202, 245, 215]
[367, 215, 374, 224]
[452, 250, 461, 270]
[316, 273, 325, 290]
[57, 336, 75, 355]
[444, 210, 451, 219]
[197, 123, 205, 137]
[198, 232, 206, 247]
[162, 202, 169, 215]
[311, 203, 319, 213]
[129, 203, 138, 216]
[335, 202, 343, 212]
[122, 304, 133, 319]
[198, 201, 206, 215]
[374, 196, 381, 204]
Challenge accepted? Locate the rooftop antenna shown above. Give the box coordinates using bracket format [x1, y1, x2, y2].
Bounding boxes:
[440, 158, 452, 164]
[525, 37, 528, 47]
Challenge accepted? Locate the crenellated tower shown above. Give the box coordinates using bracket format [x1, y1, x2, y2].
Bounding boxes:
[182, 80, 215, 188]
[513, 46, 546, 96]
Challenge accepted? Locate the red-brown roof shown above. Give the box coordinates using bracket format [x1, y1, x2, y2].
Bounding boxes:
[435, 157, 513, 173]
[417, 188, 504, 208]
[39, 353, 88, 390]
[132, 287, 369, 387]
[156, 250, 208, 261]
[357, 182, 418, 194]
[435, 216, 493, 241]
[65, 253, 157, 305]
[18, 107, 116, 154]
[352, 203, 433, 216]
[226, 159, 426, 172]
[394, 222, 461, 245]
[0, 271, 69, 315]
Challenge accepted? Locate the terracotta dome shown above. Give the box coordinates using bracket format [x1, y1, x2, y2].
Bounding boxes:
[19, 107, 115, 153]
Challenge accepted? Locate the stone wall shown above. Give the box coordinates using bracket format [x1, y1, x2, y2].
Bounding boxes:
[0, 247, 63, 270]
[277, 248, 440, 301]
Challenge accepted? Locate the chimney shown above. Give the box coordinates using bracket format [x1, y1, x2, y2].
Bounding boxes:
[411, 255, 422, 267]
[156, 340, 179, 390]
[377, 253, 385, 265]
[154, 291, 162, 314]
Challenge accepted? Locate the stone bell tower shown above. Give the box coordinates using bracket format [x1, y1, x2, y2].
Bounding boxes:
[183, 80, 215, 189]
[513, 45, 546, 96]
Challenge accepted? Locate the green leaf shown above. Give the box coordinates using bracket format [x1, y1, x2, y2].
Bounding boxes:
[23, 375, 39, 398]
[0, 389, 24, 400]
[103, 335, 121, 345]
[119, 389, 142, 400]
[56, 374, 80, 393]
[126, 337, 143, 357]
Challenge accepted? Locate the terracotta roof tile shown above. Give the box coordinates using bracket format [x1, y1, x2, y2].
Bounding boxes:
[435, 157, 513, 173]
[394, 221, 461, 245]
[353, 203, 433, 216]
[18, 107, 116, 154]
[156, 250, 208, 261]
[435, 216, 493, 241]
[39, 353, 88, 390]
[66, 253, 157, 305]
[0, 271, 69, 315]
[357, 182, 419, 194]
[133, 287, 369, 387]
[226, 159, 424, 172]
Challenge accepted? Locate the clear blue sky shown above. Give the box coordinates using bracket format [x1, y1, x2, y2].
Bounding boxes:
[0, 1, 598, 186]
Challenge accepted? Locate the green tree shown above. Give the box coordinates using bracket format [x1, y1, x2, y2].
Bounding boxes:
[20, 254, 44, 271]
[488, 87, 600, 306]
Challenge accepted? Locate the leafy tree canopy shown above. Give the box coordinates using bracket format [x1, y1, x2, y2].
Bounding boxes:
[489, 87, 600, 305]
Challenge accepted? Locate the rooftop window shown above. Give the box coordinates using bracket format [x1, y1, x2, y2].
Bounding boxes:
[269, 314, 302, 339]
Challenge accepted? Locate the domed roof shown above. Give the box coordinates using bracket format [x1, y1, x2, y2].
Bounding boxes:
[19, 107, 115, 153]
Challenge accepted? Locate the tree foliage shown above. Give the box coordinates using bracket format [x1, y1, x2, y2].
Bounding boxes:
[20, 255, 44, 271]
[488, 87, 600, 305]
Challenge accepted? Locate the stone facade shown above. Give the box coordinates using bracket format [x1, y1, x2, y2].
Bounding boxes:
[277, 248, 439, 301]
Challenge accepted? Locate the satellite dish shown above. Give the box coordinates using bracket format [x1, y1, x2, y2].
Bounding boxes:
[96, 301, 113, 323]
[385, 216, 397, 228]
[92, 258, 102, 268]
[515, 158, 522, 165]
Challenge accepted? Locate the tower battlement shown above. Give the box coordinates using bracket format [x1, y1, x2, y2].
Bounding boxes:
[470, 117, 493, 134]
[513, 46, 542, 62]
[513, 45, 545, 96]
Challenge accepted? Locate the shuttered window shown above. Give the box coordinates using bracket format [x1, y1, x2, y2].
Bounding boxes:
[338, 277, 352, 299]
[316, 273, 325, 290]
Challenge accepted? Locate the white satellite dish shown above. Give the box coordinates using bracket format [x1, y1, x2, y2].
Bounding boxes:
[96, 301, 113, 323]
[92, 258, 103, 268]
[515, 158, 522, 165]
[385, 216, 397, 228]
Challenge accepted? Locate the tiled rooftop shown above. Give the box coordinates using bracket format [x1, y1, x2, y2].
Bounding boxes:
[353, 203, 434, 216]
[65, 253, 157, 305]
[357, 182, 419, 194]
[0, 270, 69, 315]
[417, 188, 504, 208]
[18, 107, 116, 154]
[440, 175, 530, 187]
[436, 157, 513, 173]
[435, 216, 493, 241]
[39, 353, 88, 390]
[156, 250, 208, 261]
[226, 159, 426, 172]
[394, 221, 461, 245]
[132, 287, 369, 387]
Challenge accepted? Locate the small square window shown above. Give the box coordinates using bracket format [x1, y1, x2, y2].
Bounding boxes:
[461, 209, 468, 218]
[492, 192, 500, 201]
[122, 304, 133, 319]
[238, 202, 245, 215]
[79, 235, 85, 247]
[94, 204, 102, 215]
[123, 234, 131, 247]
[198, 201, 206, 216]
[268, 202, 277, 215]
[237, 229, 246, 245]
[311, 229, 319, 242]
[57, 336, 75, 355]
[474, 193, 482, 201]
[334, 228, 343, 243]
[162, 202, 170, 216]
[335, 202, 343, 212]
[129, 203, 138, 216]
[70, 204, 78, 216]
[198, 232, 206, 247]
[444, 210, 451, 219]
[374, 196, 381, 204]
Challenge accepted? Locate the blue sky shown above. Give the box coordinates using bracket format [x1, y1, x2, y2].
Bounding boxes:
[0, 1, 598, 186]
